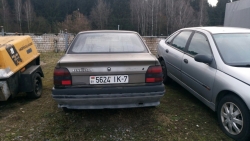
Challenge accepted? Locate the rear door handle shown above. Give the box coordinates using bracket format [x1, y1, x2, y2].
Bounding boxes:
[166, 49, 169, 53]
[184, 59, 188, 64]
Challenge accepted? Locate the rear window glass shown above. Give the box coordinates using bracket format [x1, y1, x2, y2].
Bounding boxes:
[68, 32, 148, 54]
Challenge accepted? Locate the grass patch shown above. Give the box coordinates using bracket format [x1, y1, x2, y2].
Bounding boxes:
[0, 52, 232, 141]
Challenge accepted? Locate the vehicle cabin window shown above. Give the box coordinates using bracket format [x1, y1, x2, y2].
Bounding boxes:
[166, 31, 179, 44]
[171, 31, 192, 51]
[187, 32, 212, 56]
[68, 33, 148, 54]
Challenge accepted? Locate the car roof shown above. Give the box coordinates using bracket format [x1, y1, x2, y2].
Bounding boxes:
[182, 26, 250, 34]
[78, 30, 138, 34]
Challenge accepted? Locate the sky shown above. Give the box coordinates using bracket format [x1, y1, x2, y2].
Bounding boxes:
[208, 0, 218, 6]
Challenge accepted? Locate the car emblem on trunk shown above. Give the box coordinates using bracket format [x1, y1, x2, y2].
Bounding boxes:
[72, 68, 92, 72]
[107, 67, 111, 71]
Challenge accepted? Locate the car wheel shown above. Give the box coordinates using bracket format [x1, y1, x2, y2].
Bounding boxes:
[27, 73, 43, 98]
[160, 60, 170, 85]
[217, 95, 250, 141]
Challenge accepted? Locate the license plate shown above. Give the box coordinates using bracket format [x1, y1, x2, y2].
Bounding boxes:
[90, 75, 129, 84]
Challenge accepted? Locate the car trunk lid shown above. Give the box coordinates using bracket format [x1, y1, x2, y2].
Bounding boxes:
[57, 53, 158, 86]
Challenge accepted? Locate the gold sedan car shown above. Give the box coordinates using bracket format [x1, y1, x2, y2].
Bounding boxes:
[52, 30, 165, 110]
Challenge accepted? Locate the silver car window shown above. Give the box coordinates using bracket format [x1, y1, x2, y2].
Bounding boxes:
[166, 31, 179, 44]
[187, 33, 212, 56]
[214, 33, 250, 65]
[69, 33, 148, 54]
[171, 31, 192, 51]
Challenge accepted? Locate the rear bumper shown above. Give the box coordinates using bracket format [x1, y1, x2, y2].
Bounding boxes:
[52, 84, 165, 109]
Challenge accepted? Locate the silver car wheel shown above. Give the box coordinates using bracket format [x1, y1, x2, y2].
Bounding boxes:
[221, 102, 243, 135]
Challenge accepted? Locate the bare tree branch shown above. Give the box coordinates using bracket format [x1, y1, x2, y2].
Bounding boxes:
[1, 0, 10, 30]
[58, 10, 90, 33]
[23, 0, 34, 33]
[15, 0, 22, 32]
[90, 0, 111, 30]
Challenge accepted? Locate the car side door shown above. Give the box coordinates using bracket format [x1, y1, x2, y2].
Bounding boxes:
[181, 31, 217, 101]
[163, 31, 193, 82]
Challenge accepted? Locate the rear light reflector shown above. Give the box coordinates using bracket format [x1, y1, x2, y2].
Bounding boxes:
[146, 78, 155, 83]
[54, 68, 72, 86]
[145, 66, 163, 83]
[62, 80, 72, 85]
[146, 66, 162, 73]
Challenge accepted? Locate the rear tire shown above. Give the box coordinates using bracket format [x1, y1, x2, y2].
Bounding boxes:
[160, 60, 171, 85]
[27, 73, 43, 99]
[217, 95, 250, 141]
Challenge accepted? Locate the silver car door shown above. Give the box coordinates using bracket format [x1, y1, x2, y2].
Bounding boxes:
[181, 32, 217, 101]
[163, 31, 193, 81]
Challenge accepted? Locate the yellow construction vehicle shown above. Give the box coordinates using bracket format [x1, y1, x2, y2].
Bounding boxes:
[0, 35, 43, 101]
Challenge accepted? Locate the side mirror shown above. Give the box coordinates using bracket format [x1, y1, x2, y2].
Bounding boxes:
[194, 54, 213, 64]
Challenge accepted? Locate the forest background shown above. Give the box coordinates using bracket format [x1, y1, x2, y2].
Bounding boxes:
[0, 0, 239, 36]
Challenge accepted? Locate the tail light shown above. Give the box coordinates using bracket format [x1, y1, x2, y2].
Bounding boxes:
[145, 65, 163, 83]
[54, 68, 72, 87]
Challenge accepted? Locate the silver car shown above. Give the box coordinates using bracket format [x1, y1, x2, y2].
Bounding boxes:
[157, 27, 250, 141]
[52, 30, 165, 110]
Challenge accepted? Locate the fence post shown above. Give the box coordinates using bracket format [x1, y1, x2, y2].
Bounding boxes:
[1, 26, 4, 36]
[64, 29, 68, 51]
[53, 38, 58, 53]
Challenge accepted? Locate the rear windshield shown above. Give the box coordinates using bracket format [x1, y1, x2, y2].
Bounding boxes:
[67, 32, 148, 54]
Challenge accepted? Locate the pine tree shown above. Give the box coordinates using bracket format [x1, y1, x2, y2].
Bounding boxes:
[214, 0, 231, 26]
